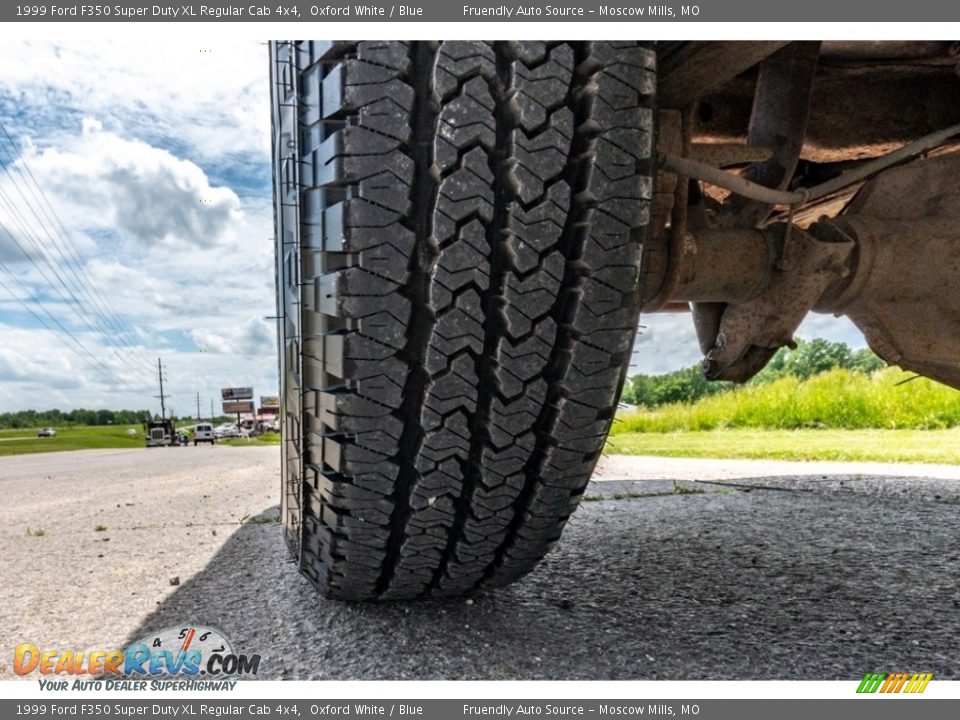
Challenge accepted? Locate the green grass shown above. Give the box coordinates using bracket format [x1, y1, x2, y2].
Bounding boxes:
[219, 433, 281, 447]
[0, 425, 144, 456]
[613, 368, 960, 433]
[0, 425, 281, 456]
[606, 428, 960, 464]
[609, 369, 960, 463]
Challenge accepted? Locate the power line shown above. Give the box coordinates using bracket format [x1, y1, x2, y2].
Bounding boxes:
[0, 213, 154, 386]
[0, 192, 152, 379]
[0, 173, 156, 376]
[0, 175, 155, 377]
[0, 179, 130, 348]
[0, 264, 145, 392]
[0, 121, 157, 372]
[0, 121, 144, 342]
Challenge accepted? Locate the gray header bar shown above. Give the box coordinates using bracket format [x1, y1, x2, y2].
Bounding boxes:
[2, 700, 959, 720]
[5, 0, 960, 22]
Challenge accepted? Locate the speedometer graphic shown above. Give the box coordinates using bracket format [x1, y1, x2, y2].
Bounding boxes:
[134, 625, 235, 658]
[130, 625, 236, 675]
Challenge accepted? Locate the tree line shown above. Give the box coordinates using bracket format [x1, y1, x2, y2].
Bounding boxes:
[0, 408, 153, 429]
[1, 339, 884, 427]
[0, 408, 237, 429]
[622, 338, 886, 408]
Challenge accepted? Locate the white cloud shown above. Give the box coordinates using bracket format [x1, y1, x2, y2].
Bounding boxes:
[0, 40, 270, 163]
[0, 321, 277, 414]
[632, 314, 704, 375]
[0, 41, 277, 413]
[189, 316, 275, 357]
[17, 120, 242, 248]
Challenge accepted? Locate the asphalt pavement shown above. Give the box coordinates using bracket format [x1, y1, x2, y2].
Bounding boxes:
[1, 446, 958, 680]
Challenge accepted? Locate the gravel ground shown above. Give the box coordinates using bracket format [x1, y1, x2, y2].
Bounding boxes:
[2, 447, 959, 680]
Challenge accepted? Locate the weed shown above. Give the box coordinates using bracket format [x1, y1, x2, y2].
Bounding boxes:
[607, 428, 959, 464]
[611, 368, 960, 434]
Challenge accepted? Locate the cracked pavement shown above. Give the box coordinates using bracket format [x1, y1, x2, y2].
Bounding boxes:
[1, 447, 958, 679]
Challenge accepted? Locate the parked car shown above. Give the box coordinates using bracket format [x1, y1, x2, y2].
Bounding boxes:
[194, 423, 216, 445]
[37, 427, 56, 438]
[213, 424, 239, 439]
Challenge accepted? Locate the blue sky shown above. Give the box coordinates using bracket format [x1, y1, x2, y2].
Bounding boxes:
[0, 40, 275, 414]
[0, 39, 868, 413]
[637, 312, 867, 375]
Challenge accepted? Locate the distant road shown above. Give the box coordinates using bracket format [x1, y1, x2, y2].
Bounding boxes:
[2, 448, 958, 680]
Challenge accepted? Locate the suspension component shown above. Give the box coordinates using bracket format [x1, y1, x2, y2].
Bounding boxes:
[644, 153, 960, 389]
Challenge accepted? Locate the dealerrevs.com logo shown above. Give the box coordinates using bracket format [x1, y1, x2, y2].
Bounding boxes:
[14, 625, 260, 690]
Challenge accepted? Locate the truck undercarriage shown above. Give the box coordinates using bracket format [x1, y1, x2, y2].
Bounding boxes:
[649, 41, 960, 389]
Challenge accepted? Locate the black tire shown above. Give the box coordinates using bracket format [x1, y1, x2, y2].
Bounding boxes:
[271, 40, 655, 600]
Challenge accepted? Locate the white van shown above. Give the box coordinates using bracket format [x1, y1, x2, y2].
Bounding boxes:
[194, 423, 216, 445]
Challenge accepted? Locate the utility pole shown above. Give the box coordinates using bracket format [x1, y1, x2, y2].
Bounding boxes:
[210, 398, 215, 422]
[196, 392, 201, 423]
[155, 357, 168, 421]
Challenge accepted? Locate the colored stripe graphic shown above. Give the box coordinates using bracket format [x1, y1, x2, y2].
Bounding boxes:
[857, 672, 932, 694]
[881, 672, 907, 693]
[905, 673, 933, 693]
[857, 673, 886, 693]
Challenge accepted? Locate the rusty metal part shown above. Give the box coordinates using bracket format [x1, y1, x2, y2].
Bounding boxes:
[689, 143, 773, 166]
[662, 109, 694, 306]
[819, 41, 956, 61]
[667, 228, 774, 305]
[726, 42, 821, 227]
[691, 302, 724, 354]
[695, 66, 960, 163]
[641, 223, 854, 382]
[644, 109, 682, 313]
[659, 119, 960, 209]
[645, 153, 960, 390]
[645, 108, 693, 312]
[814, 155, 960, 389]
[700, 222, 854, 382]
[658, 42, 789, 109]
[651, 110, 682, 239]
[649, 41, 960, 390]
[660, 154, 806, 205]
[817, 217, 960, 388]
[769, 184, 863, 229]
[804, 121, 960, 201]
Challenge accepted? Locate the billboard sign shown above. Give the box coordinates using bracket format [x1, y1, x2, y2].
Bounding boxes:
[223, 400, 254, 414]
[221, 387, 254, 400]
[260, 395, 280, 409]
